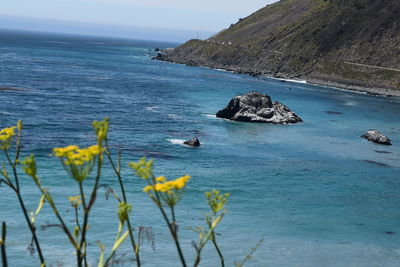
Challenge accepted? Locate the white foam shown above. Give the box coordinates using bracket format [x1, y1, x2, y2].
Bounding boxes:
[204, 114, 217, 118]
[270, 77, 308, 84]
[344, 101, 358, 106]
[168, 114, 182, 119]
[167, 139, 186, 145]
[145, 106, 159, 112]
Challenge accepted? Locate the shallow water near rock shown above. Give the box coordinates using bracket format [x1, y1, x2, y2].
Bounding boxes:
[1, 29, 400, 266]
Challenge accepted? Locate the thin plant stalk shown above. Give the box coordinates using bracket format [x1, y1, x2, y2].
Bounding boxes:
[205, 216, 224, 267]
[78, 152, 103, 266]
[30, 176, 79, 259]
[1, 222, 8, 267]
[235, 239, 264, 267]
[105, 139, 141, 267]
[211, 233, 224, 267]
[2, 127, 46, 266]
[193, 214, 224, 267]
[150, 174, 187, 267]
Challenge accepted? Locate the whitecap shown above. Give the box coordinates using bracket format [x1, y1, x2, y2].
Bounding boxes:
[167, 139, 186, 146]
[344, 101, 358, 106]
[168, 114, 182, 119]
[203, 114, 217, 118]
[145, 106, 159, 112]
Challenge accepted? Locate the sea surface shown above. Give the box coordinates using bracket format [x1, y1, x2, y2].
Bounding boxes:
[1, 29, 400, 266]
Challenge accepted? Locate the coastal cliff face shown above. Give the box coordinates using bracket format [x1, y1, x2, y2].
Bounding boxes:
[159, 0, 400, 92]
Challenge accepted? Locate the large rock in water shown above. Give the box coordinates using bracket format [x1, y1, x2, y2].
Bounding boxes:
[216, 92, 302, 124]
[184, 137, 200, 147]
[361, 130, 392, 145]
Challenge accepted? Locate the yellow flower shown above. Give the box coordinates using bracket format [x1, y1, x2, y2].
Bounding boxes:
[142, 175, 191, 193]
[155, 176, 166, 182]
[22, 154, 37, 178]
[174, 175, 191, 190]
[143, 185, 154, 192]
[53, 145, 100, 166]
[68, 195, 82, 208]
[0, 126, 17, 149]
[53, 145, 78, 157]
[53, 144, 101, 182]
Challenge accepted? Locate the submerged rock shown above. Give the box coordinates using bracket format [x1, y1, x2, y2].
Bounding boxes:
[184, 137, 200, 147]
[361, 130, 392, 145]
[216, 91, 302, 124]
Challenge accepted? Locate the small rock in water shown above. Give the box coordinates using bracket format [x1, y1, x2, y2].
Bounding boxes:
[216, 91, 302, 124]
[184, 137, 200, 147]
[361, 130, 392, 145]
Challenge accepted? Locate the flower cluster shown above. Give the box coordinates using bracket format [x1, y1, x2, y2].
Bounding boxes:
[92, 118, 109, 145]
[143, 175, 190, 193]
[22, 154, 37, 180]
[128, 157, 153, 180]
[53, 145, 101, 182]
[53, 145, 101, 166]
[144, 175, 190, 207]
[0, 126, 16, 149]
[205, 190, 230, 214]
[68, 195, 82, 208]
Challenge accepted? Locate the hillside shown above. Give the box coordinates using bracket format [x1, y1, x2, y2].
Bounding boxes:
[158, 0, 400, 94]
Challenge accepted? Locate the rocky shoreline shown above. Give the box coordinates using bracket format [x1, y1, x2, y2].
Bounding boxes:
[154, 53, 400, 98]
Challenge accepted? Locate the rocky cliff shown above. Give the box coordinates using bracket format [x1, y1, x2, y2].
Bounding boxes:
[158, 0, 400, 94]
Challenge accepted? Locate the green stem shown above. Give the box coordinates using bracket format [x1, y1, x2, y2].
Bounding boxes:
[206, 214, 225, 267]
[211, 233, 225, 267]
[104, 222, 124, 266]
[236, 239, 264, 267]
[152, 177, 187, 267]
[31, 177, 78, 263]
[105, 139, 141, 267]
[4, 150, 46, 266]
[194, 214, 224, 267]
[78, 153, 103, 266]
[79, 182, 87, 210]
[78, 181, 87, 267]
[1, 222, 8, 267]
[74, 207, 82, 234]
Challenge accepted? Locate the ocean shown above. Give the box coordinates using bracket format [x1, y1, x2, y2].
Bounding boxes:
[1, 29, 400, 266]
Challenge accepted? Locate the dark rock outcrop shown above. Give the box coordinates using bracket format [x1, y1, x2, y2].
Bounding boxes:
[216, 92, 302, 124]
[184, 137, 200, 147]
[361, 130, 392, 145]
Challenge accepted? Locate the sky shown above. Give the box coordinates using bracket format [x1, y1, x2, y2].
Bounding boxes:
[0, 0, 277, 42]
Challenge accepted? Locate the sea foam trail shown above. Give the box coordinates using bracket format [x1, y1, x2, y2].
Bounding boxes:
[167, 139, 186, 146]
[204, 114, 216, 118]
[270, 77, 308, 84]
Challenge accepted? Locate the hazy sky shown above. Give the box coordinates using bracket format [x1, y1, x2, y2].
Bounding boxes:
[1, 0, 277, 41]
[2, 0, 277, 31]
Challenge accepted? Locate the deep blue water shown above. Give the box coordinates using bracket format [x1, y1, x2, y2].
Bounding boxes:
[1, 29, 400, 266]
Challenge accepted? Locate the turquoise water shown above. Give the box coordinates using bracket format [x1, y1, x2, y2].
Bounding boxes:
[1, 29, 400, 266]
